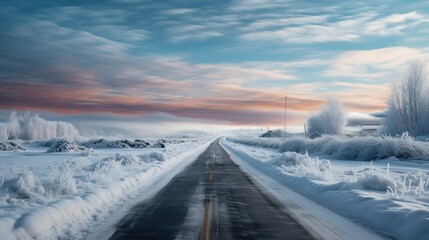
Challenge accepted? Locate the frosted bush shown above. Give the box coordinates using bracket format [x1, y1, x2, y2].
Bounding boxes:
[88, 160, 123, 178]
[140, 152, 165, 162]
[2, 170, 45, 199]
[278, 137, 308, 153]
[0, 141, 25, 151]
[47, 139, 85, 153]
[357, 171, 395, 191]
[81, 139, 151, 149]
[386, 171, 429, 199]
[307, 98, 347, 137]
[85, 152, 165, 180]
[47, 162, 77, 195]
[270, 152, 333, 180]
[230, 134, 429, 161]
[383, 62, 429, 137]
[106, 153, 139, 166]
[226, 137, 282, 149]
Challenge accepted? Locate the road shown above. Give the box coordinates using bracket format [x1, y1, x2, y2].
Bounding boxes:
[109, 139, 315, 240]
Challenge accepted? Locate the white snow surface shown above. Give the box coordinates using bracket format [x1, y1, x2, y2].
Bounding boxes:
[0, 137, 213, 240]
[222, 137, 429, 240]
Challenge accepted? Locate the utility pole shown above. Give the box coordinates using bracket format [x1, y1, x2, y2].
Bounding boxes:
[304, 123, 307, 138]
[284, 96, 287, 140]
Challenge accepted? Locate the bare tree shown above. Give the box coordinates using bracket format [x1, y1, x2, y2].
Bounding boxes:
[383, 62, 429, 136]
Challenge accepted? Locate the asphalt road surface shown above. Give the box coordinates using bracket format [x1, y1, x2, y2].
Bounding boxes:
[109, 139, 315, 240]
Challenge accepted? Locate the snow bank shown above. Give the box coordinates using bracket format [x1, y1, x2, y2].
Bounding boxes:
[0, 112, 79, 140]
[0, 141, 25, 151]
[0, 138, 212, 239]
[81, 138, 150, 149]
[222, 139, 429, 240]
[47, 139, 86, 153]
[229, 133, 429, 161]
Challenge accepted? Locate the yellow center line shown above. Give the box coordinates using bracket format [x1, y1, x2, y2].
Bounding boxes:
[200, 200, 211, 240]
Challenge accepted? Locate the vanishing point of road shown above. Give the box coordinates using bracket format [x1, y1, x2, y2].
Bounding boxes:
[109, 139, 315, 240]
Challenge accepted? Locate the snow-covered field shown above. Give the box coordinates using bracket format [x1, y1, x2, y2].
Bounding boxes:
[222, 136, 429, 240]
[0, 137, 213, 240]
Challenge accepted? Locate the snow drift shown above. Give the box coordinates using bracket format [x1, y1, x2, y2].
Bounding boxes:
[0, 112, 79, 140]
[229, 134, 429, 161]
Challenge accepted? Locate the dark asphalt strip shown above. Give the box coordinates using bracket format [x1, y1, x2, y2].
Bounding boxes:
[109, 139, 315, 240]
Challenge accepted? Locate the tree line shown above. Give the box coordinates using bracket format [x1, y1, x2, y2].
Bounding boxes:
[307, 62, 429, 138]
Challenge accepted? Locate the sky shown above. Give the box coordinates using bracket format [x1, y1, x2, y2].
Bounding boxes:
[1, 0, 429, 136]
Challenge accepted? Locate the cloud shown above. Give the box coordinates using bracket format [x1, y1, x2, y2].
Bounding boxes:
[324, 47, 429, 79]
[229, 0, 292, 11]
[2, 0, 427, 130]
[161, 8, 196, 15]
[242, 15, 330, 31]
[0, 6, 302, 126]
[328, 82, 390, 112]
[170, 31, 224, 42]
[240, 12, 429, 43]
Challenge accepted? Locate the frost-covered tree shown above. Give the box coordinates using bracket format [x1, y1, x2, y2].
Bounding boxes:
[307, 98, 347, 137]
[0, 112, 80, 140]
[383, 62, 429, 136]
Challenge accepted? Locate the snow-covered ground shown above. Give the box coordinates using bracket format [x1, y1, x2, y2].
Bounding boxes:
[222, 136, 429, 240]
[0, 137, 213, 240]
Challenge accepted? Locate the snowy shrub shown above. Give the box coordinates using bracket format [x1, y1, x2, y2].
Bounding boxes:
[230, 134, 429, 161]
[383, 62, 429, 137]
[47, 139, 86, 153]
[0, 141, 25, 151]
[278, 137, 308, 153]
[357, 171, 395, 191]
[307, 98, 347, 137]
[226, 137, 283, 149]
[81, 138, 151, 149]
[386, 171, 429, 199]
[1, 112, 80, 140]
[102, 153, 140, 166]
[139, 151, 165, 162]
[47, 162, 77, 194]
[87, 152, 165, 179]
[270, 152, 333, 180]
[88, 159, 123, 178]
[1, 170, 45, 199]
